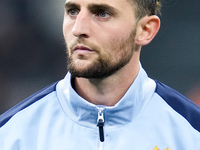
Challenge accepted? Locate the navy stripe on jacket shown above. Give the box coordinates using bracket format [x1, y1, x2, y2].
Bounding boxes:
[155, 80, 200, 132]
[0, 82, 58, 127]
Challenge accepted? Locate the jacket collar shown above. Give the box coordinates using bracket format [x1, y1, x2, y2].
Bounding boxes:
[56, 64, 156, 128]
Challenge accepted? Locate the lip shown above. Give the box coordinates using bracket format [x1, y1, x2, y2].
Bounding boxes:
[72, 45, 95, 55]
[73, 45, 92, 51]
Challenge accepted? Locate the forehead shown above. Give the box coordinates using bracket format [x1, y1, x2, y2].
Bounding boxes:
[65, 0, 135, 12]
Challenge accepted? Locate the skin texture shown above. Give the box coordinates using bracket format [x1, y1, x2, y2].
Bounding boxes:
[63, 0, 160, 106]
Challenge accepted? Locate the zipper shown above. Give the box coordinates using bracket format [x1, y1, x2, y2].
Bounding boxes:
[97, 108, 105, 142]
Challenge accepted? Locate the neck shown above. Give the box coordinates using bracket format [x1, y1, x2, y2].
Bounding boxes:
[73, 56, 140, 106]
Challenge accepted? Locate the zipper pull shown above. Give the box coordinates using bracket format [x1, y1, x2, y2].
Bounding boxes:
[97, 108, 105, 142]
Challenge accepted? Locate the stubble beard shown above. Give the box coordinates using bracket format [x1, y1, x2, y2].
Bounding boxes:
[66, 28, 137, 79]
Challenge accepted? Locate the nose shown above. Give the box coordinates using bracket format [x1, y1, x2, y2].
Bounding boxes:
[72, 11, 91, 38]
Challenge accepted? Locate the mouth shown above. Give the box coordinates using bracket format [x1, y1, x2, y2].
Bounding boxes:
[73, 45, 93, 52]
[72, 44, 96, 56]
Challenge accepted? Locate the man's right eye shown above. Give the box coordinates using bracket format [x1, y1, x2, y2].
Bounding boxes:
[67, 9, 79, 16]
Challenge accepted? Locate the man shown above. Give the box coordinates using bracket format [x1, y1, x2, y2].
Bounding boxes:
[0, 0, 200, 149]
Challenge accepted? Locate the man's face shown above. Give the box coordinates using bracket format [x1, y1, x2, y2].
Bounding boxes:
[63, 0, 138, 78]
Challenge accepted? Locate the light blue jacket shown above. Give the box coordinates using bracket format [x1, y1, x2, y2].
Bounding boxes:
[1, 66, 200, 150]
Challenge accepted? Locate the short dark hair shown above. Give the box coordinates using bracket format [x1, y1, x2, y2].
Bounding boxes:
[130, 0, 162, 19]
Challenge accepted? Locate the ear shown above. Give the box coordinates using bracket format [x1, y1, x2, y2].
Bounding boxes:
[135, 15, 160, 46]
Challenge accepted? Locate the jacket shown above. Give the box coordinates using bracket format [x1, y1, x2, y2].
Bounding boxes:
[1, 65, 200, 150]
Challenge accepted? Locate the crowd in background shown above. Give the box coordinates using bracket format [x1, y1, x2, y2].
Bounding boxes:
[0, 0, 66, 113]
[1, 0, 200, 114]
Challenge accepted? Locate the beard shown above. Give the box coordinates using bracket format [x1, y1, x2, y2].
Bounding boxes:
[66, 28, 137, 79]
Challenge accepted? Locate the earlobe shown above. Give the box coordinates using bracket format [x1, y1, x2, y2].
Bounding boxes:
[135, 15, 160, 46]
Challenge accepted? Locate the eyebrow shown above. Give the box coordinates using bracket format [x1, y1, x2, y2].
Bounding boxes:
[65, 2, 80, 10]
[88, 3, 117, 15]
[65, 2, 117, 15]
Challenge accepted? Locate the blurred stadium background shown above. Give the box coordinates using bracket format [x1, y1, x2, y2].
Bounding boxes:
[0, 0, 200, 114]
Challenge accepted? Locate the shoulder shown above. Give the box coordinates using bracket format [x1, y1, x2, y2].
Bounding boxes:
[154, 80, 200, 132]
[0, 82, 58, 128]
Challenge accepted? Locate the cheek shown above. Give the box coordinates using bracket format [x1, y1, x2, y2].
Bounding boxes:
[63, 18, 74, 40]
[105, 28, 135, 60]
[101, 25, 132, 45]
[101, 28, 131, 51]
[63, 27, 71, 41]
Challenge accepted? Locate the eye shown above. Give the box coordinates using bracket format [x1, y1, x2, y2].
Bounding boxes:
[67, 9, 79, 17]
[98, 11, 110, 18]
[97, 11, 111, 18]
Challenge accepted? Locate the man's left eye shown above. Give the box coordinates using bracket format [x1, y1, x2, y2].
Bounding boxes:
[97, 11, 110, 18]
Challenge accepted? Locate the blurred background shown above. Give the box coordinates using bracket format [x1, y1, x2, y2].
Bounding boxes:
[0, 0, 200, 114]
